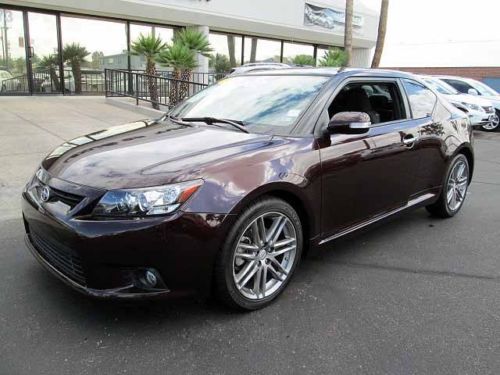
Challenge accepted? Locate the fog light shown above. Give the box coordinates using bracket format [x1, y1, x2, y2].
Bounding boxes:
[144, 269, 157, 287]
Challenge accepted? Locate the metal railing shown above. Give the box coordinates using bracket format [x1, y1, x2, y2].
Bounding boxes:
[105, 69, 212, 109]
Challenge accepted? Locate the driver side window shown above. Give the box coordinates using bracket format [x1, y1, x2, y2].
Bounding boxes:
[327, 81, 405, 125]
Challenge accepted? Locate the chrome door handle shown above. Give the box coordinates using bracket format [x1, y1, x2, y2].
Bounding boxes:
[403, 134, 417, 146]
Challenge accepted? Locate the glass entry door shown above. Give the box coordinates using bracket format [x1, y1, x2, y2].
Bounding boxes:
[27, 11, 63, 94]
[0, 8, 29, 94]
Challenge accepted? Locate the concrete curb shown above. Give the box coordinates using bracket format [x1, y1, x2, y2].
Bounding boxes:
[105, 97, 167, 118]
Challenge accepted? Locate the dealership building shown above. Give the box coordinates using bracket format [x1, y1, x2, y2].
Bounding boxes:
[0, 0, 379, 95]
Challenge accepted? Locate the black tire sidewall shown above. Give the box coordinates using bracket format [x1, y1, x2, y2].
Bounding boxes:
[216, 197, 303, 310]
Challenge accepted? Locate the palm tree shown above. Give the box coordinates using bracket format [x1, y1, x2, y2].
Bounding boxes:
[38, 54, 60, 91]
[318, 48, 348, 67]
[63, 43, 90, 94]
[371, 0, 389, 68]
[173, 27, 212, 59]
[168, 28, 212, 103]
[158, 42, 197, 107]
[344, 0, 354, 67]
[291, 54, 316, 66]
[130, 34, 167, 109]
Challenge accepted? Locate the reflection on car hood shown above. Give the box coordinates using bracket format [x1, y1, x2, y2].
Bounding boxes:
[42, 119, 273, 190]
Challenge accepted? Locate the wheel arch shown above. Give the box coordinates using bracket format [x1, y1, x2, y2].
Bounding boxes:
[454, 144, 474, 182]
[228, 182, 316, 255]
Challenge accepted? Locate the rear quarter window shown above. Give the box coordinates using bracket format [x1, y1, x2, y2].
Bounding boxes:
[402, 79, 437, 119]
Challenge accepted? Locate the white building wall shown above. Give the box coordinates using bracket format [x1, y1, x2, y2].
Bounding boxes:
[6, 0, 378, 48]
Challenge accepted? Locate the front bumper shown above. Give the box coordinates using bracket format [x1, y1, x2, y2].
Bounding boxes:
[469, 112, 498, 127]
[22, 192, 232, 299]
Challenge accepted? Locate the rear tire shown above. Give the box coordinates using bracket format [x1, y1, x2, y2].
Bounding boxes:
[426, 154, 470, 218]
[214, 197, 303, 310]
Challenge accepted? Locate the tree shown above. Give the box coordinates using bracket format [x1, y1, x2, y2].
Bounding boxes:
[173, 27, 212, 59]
[210, 53, 231, 74]
[371, 0, 389, 68]
[130, 34, 167, 109]
[158, 42, 197, 107]
[159, 27, 212, 106]
[291, 54, 316, 66]
[344, 0, 353, 67]
[318, 48, 347, 67]
[63, 43, 90, 94]
[91, 51, 104, 70]
[38, 54, 60, 91]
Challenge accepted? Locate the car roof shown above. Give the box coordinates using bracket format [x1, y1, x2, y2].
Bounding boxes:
[243, 67, 419, 79]
[433, 75, 471, 81]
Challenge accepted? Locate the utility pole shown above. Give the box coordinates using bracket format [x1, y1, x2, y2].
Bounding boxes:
[344, 0, 353, 67]
[1, 10, 11, 70]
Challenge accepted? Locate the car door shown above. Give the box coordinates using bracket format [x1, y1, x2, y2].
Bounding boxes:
[400, 78, 447, 193]
[318, 78, 422, 239]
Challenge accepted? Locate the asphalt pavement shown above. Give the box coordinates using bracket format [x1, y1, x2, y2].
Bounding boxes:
[0, 97, 499, 375]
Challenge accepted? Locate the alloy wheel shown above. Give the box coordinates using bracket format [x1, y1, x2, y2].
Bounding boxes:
[446, 159, 469, 212]
[232, 212, 297, 300]
[482, 114, 499, 131]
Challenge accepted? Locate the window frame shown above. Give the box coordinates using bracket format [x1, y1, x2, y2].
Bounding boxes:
[314, 76, 413, 136]
[401, 78, 438, 120]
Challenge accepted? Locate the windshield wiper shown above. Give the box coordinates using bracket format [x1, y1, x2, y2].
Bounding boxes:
[163, 114, 194, 127]
[181, 117, 249, 133]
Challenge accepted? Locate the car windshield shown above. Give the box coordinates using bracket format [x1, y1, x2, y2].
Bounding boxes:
[170, 75, 330, 133]
[423, 78, 458, 95]
[468, 79, 499, 96]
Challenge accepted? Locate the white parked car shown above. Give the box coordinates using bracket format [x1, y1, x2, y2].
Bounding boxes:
[437, 76, 500, 132]
[420, 76, 498, 131]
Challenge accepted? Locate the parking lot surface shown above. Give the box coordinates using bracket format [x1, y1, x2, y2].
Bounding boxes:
[1, 97, 499, 375]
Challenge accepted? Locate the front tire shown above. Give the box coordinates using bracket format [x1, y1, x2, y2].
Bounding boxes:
[426, 154, 470, 218]
[214, 197, 303, 310]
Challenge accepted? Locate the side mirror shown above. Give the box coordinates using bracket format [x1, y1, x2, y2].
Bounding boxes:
[468, 88, 479, 96]
[327, 112, 371, 133]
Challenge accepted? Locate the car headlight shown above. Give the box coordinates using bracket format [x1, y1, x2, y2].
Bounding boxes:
[461, 102, 482, 112]
[92, 179, 203, 217]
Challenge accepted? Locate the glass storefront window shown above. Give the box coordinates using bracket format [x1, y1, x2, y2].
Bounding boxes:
[243, 37, 281, 64]
[316, 47, 329, 66]
[283, 42, 314, 66]
[29, 12, 61, 93]
[0, 9, 27, 93]
[61, 15, 127, 93]
[130, 24, 174, 70]
[209, 33, 242, 73]
[155, 26, 174, 44]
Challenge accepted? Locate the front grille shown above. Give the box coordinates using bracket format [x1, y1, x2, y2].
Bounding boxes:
[483, 106, 494, 114]
[49, 187, 84, 209]
[30, 231, 87, 286]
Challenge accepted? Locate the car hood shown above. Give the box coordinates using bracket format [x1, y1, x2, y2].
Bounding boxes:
[42, 119, 274, 190]
[446, 94, 493, 107]
[477, 95, 500, 109]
